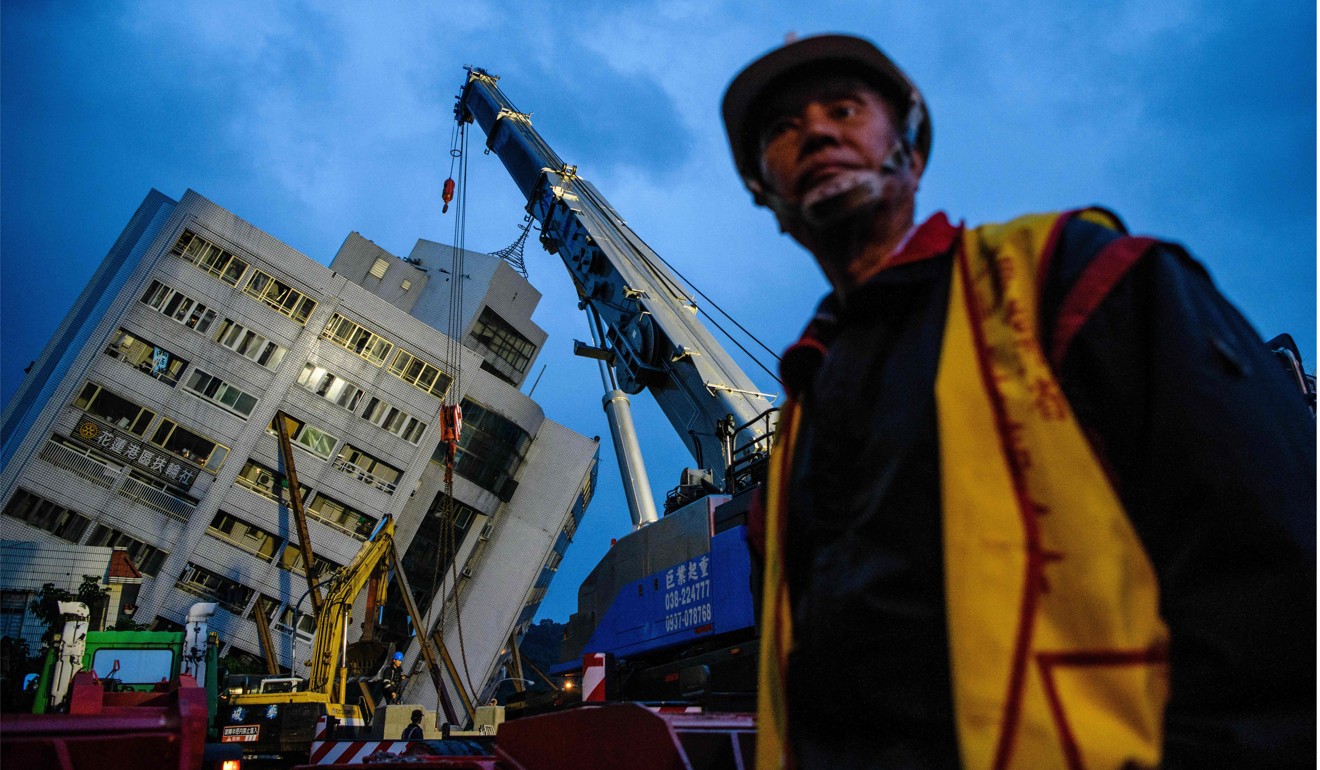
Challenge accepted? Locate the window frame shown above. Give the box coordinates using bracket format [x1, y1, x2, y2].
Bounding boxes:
[171, 230, 250, 286]
[387, 349, 451, 397]
[470, 306, 536, 374]
[297, 364, 365, 412]
[150, 418, 229, 473]
[140, 280, 217, 335]
[321, 314, 393, 366]
[214, 319, 286, 370]
[182, 369, 258, 418]
[74, 382, 157, 435]
[104, 329, 190, 386]
[243, 268, 317, 324]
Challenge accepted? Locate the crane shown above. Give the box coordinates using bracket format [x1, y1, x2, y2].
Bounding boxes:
[455, 68, 777, 707]
[457, 68, 775, 526]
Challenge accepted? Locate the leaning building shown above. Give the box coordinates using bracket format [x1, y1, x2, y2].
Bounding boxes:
[0, 189, 598, 711]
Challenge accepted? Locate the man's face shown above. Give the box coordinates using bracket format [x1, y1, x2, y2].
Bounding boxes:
[755, 73, 921, 225]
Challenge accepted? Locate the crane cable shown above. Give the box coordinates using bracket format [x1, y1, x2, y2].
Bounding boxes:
[431, 117, 479, 711]
[573, 182, 783, 386]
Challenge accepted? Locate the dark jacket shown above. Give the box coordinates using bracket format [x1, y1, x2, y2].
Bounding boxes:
[781, 212, 1316, 768]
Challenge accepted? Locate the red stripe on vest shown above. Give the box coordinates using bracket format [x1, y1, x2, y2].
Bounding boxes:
[956, 243, 1049, 770]
[1049, 236, 1157, 370]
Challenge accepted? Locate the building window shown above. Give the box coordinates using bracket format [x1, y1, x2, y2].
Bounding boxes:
[562, 459, 597, 538]
[362, 397, 428, 444]
[183, 370, 258, 418]
[246, 595, 282, 633]
[207, 511, 282, 560]
[546, 529, 571, 571]
[294, 425, 338, 459]
[297, 364, 365, 411]
[176, 563, 253, 614]
[305, 493, 376, 539]
[1, 591, 29, 639]
[445, 400, 530, 502]
[73, 382, 156, 436]
[400, 279, 412, 291]
[387, 349, 451, 398]
[171, 230, 249, 286]
[215, 319, 286, 370]
[267, 415, 338, 460]
[276, 605, 316, 639]
[234, 459, 309, 503]
[105, 329, 190, 386]
[151, 419, 229, 473]
[321, 314, 393, 366]
[2, 489, 92, 543]
[392, 494, 480, 629]
[278, 544, 340, 580]
[85, 525, 168, 577]
[140, 280, 217, 334]
[469, 307, 536, 375]
[369, 258, 390, 279]
[332, 444, 401, 494]
[244, 268, 317, 324]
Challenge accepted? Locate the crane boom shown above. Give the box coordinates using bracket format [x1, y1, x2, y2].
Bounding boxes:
[456, 68, 774, 490]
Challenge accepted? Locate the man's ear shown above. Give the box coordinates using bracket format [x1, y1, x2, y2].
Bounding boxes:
[910, 149, 927, 180]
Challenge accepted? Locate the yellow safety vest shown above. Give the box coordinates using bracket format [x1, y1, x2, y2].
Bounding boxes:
[757, 211, 1170, 770]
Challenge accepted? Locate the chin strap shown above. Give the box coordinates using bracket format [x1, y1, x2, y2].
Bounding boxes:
[757, 137, 913, 231]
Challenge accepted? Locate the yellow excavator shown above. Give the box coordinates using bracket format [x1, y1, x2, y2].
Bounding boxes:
[217, 414, 467, 765]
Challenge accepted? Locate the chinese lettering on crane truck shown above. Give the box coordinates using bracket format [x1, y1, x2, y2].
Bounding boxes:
[663, 556, 714, 633]
[572, 521, 756, 660]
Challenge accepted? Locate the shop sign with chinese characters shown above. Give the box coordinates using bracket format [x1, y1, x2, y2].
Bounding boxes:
[73, 417, 198, 491]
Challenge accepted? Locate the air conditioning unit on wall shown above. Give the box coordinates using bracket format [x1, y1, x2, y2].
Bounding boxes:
[461, 566, 475, 579]
[479, 522, 494, 541]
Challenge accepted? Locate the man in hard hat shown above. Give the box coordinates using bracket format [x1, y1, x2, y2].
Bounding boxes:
[382, 651, 408, 705]
[722, 34, 1315, 770]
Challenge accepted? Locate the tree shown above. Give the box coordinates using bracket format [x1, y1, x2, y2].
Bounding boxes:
[0, 635, 36, 712]
[220, 651, 266, 676]
[28, 577, 110, 649]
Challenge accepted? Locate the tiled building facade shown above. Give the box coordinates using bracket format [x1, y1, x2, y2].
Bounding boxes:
[0, 189, 597, 709]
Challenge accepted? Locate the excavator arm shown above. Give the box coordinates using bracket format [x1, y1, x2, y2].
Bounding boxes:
[306, 521, 396, 701]
[301, 516, 467, 724]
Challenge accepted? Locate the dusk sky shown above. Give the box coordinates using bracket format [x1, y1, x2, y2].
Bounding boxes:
[2, 2, 1314, 625]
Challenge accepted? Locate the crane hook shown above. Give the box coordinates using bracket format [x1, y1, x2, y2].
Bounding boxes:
[442, 178, 456, 214]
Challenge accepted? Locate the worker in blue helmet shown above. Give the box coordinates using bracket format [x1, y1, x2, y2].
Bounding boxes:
[382, 651, 407, 705]
[724, 33, 1316, 770]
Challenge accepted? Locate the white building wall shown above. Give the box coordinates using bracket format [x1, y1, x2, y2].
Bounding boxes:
[2, 188, 598, 714]
[402, 418, 598, 715]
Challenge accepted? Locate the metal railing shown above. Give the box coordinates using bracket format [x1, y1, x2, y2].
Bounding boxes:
[174, 580, 247, 615]
[330, 456, 398, 494]
[724, 407, 780, 494]
[119, 476, 196, 520]
[303, 510, 373, 540]
[39, 440, 120, 488]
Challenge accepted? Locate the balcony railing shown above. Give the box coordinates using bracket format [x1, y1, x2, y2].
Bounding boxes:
[119, 476, 196, 520]
[330, 456, 397, 494]
[305, 510, 374, 540]
[40, 440, 120, 488]
[234, 474, 280, 503]
[206, 530, 280, 562]
[174, 581, 248, 615]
